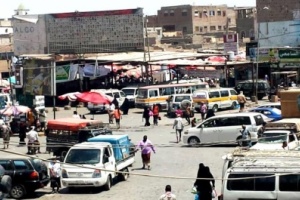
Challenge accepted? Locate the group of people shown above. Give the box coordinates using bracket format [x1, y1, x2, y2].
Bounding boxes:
[142, 104, 160, 126]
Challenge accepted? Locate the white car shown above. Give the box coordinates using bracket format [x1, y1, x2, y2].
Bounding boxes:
[182, 113, 264, 146]
[251, 130, 300, 150]
[121, 87, 138, 107]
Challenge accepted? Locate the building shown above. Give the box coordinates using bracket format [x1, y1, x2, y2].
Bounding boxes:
[235, 7, 256, 40]
[0, 18, 13, 79]
[155, 4, 236, 45]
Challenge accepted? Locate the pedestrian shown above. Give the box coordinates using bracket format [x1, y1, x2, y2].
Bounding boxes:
[257, 122, 267, 138]
[135, 135, 155, 170]
[27, 109, 36, 126]
[72, 111, 80, 119]
[173, 114, 184, 143]
[120, 98, 130, 115]
[108, 102, 115, 124]
[26, 126, 41, 154]
[184, 105, 191, 125]
[142, 106, 151, 126]
[191, 118, 197, 128]
[205, 109, 215, 119]
[19, 122, 27, 145]
[237, 91, 247, 112]
[194, 164, 215, 200]
[48, 159, 61, 193]
[82, 115, 86, 119]
[0, 123, 11, 149]
[199, 102, 207, 121]
[175, 106, 183, 117]
[159, 185, 176, 200]
[112, 97, 119, 107]
[152, 104, 160, 126]
[114, 106, 122, 129]
[240, 124, 251, 147]
[38, 109, 47, 131]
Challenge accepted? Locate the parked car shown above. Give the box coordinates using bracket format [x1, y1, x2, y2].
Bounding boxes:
[0, 158, 49, 199]
[256, 102, 281, 110]
[251, 131, 300, 150]
[121, 87, 139, 108]
[182, 113, 264, 146]
[0, 165, 11, 199]
[167, 94, 194, 118]
[235, 80, 270, 100]
[248, 107, 282, 121]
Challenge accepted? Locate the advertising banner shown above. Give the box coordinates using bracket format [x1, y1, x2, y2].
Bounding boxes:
[22, 59, 55, 96]
[258, 48, 300, 63]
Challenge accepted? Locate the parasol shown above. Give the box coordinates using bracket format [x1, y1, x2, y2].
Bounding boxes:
[0, 105, 30, 116]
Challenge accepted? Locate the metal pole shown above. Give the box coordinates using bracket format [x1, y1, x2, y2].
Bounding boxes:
[52, 61, 56, 119]
[7, 53, 14, 106]
[255, 23, 260, 103]
[225, 58, 228, 87]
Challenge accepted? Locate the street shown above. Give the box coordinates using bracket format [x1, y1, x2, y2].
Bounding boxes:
[2, 100, 267, 200]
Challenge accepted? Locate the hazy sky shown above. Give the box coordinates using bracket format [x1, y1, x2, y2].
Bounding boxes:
[0, 0, 255, 18]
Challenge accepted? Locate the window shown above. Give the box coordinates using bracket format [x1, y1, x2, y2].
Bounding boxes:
[113, 92, 120, 98]
[194, 11, 199, 17]
[164, 11, 168, 17]
[254, 115, 264, 126]
[216, 117, 239, 126]
[195, 26, 200, 32]
[218, 26, 222, 30]
[210, 26, 216, 31]
[149, 90, 158, 97]
[65, 149, 101, 165]
[137, 89, 148, 98]
[217, 10, 222, 16]
[182, 9, 188, 16]
[209, 91, 220, 98]
[227, 174, 275, 191]
[182, 27, 187, 33]
[230, 90, 237, 95]
[170, 10, 174, 16]
[204, 26, 208, 32]
[279, 175, 300, 191]
[201, 119, 217, 128]
[157, 30, 161, 35]
[200, 27, 203, 32]
[159, 87, 175, 96]
[0, 160, 13, 170]
[203, 10, 208, 17]
[238, 116, 251, 125]
[210, 10, 215, 16]
[120, 92, 126, 97]
[220, 90, 229, 97]
[199, 12, 202, 18]
[13, 160, 29, 170]
[223, 11, 226, 16]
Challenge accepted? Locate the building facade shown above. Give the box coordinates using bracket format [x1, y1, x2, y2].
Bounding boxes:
[235, 7, 256, 40]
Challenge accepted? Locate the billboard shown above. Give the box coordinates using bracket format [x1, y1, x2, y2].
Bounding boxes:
[22, 59, 56, 96]
[257, 48, 300, 63]
[45, 8, 144, 54]
[12, 15, 47, 55]
[223, 33, 239, 55]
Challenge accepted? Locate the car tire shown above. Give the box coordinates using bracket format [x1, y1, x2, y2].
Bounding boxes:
[0, 175, 12, 194]
[188, 137, 200, 146]
[104, 175, 112, 191]
[119, 168, 129, 181]
[10, 184, 26, 199]
[236, 136, 243, 146]
[212, 105, 218, 112]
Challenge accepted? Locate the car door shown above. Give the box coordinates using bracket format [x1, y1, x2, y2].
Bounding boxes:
[148, 89, 159, 105]
[102, 147, 115, 177]
[220, 90, 230, 108]
[215, 117, 239, 144]
[199, 118, 221, 143]
[12, 160, 32, 184]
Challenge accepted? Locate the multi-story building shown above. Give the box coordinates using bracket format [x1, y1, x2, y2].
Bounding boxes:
[0, 18, 13, 79]
[154, 4, 236, 45]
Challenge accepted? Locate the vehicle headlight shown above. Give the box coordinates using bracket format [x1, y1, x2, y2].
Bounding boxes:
[62, 169, 68, 178]
[92, 169, 101, 178]
[184, 130, 189, 135]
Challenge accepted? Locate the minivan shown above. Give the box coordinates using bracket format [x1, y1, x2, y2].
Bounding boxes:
[121, 87, 139, 107]
[182, 113, 264, 146]
[193, 88, 238, 112]
[221, 157, 300, 200]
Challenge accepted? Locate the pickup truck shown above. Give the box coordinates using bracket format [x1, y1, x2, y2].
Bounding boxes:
[61, 135, 134, 190]
[251, 130, 299, 150]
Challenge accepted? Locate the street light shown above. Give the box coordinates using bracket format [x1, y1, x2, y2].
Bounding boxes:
[255, 6, 269, 102]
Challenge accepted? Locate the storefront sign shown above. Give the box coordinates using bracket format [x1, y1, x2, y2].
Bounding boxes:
[258, 48, 300, 63]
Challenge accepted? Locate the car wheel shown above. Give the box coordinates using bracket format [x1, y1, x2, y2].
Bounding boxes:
[212, 105, 218, 112]
[188, 137, 200, 146]
[119, 168, 129, 181]
[231, 102, 237, 109]
[236, 136, 243, 146]
[0, 175, 12, 194]
[10, 184, 26, 199]
[104, 175, 112, 191]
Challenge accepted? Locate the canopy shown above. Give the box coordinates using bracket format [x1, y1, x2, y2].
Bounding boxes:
[75, 92, 111, 104]
[47, 118, 102, 131]
[58, 92, 81, 102]
[0, 105, 30, 116]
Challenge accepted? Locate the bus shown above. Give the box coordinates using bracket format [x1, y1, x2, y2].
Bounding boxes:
[135, 82, 209, 110]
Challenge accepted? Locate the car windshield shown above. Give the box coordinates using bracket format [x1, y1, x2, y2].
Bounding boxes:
[65, 149, 100, 165]
[137, 89, 148, 98]
[174, 96, 190, 102]
[258, 133, 287, 143]
[193, 92, 207, 98]
[122, 89, 135, 96]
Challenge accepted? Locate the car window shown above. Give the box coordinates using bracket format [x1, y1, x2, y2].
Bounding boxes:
[215, 117, 237, 126]
[13, 160, 30, 170]
[254, 115, 264, 125]
[243, 83, 251, 89]
[149, 90, 158, 97]
[106, 93, 113, 97]
[279, 174, 300, 191]
[137, 89, 147, 98]
[238, 117, 251, 125]
[160, 87, 175, 96]
[220, 90, 229, 97]
[120, 92, 126, 97]
[209, 91, 220, 98]
[0, 160, 13, 170]
[227, 174, 275, 191]
[230, 90, 238, 95]
[113, 92, 120, 98]
[193, 92, 207, 99]
[122, 89, 134, 96]
[201, 119, 216, 128]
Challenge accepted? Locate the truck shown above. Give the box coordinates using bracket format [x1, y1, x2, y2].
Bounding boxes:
[61, 135, 134, 190]
[46, 118, 112, 157]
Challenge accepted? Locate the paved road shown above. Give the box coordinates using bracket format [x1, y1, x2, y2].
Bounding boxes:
[2, 99, 270, 200]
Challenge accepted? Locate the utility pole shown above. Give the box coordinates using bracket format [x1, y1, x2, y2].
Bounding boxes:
[143, 15, 150, 85]
[6, 52, 14, 106]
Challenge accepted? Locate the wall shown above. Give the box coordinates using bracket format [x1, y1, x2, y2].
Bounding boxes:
[12, 15, 47, 55]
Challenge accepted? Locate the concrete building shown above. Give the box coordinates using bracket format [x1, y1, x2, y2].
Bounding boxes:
[235, 7, 256, 40]
[155, 4, 236, 45]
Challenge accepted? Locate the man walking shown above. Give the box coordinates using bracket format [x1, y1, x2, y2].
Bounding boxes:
[159, 185, 176, 200]
[173, 114, 184, 143]
[237, 91, 247, 112]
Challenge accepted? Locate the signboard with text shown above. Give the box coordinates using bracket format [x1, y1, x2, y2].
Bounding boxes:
[258, 48, 300, 63]
[223, 33, 239, 55]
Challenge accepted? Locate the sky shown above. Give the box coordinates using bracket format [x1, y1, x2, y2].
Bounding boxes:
[0, 0, 256, 18]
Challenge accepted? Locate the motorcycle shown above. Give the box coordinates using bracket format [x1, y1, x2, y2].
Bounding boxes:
[27, 140, 39, 155]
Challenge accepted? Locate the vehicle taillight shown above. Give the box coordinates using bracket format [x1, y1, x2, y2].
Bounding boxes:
[30, 171, 39, 180]
[92, 169, 101, 178]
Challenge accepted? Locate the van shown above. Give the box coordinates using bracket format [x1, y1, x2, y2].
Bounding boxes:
[221, 155, 300, 200]
[235, 79, 270, 100]
[193, 88, 238, 112]
[88, 89, 126, 113]
[121, 87, 139, 107]
[182, 113, 264, 146]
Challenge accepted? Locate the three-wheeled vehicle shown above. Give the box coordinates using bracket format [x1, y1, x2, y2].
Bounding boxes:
[46, 118, 112, 157]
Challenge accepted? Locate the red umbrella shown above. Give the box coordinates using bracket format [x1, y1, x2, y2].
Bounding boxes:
[75, 92, 111, 104]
